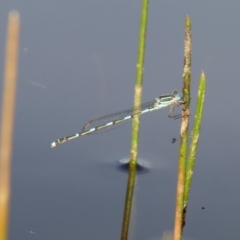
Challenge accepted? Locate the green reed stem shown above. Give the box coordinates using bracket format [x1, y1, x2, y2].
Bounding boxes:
[121, 1, 149, 240]
[184, 72, 206, 207]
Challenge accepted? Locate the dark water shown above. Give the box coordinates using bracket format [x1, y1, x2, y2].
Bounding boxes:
[0, 1, 240, 240]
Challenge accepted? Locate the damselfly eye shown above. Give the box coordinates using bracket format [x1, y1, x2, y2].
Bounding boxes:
[172, 90, 178, 96]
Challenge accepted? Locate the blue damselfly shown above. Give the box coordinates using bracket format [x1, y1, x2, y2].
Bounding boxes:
[51, 90, 183, 148]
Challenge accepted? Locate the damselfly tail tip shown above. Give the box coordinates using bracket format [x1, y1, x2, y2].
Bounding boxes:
[51, 142, 57, 148]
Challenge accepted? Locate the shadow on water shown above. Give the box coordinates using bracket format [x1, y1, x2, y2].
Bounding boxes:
[116, 158, 150, 174]
[98, 154, 173, 177]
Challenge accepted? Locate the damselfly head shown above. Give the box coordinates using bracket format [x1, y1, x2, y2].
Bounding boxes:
[172, 90, 182, 101]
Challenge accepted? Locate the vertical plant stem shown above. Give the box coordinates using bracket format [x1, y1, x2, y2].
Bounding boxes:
[173, 15, 191, 240]
[121, 1, 149, 239]
[0, 11, 20, 240]
[184, 72, 206, 207]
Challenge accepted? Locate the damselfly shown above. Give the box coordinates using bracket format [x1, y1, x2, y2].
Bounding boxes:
[51, 90, 183, 148]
